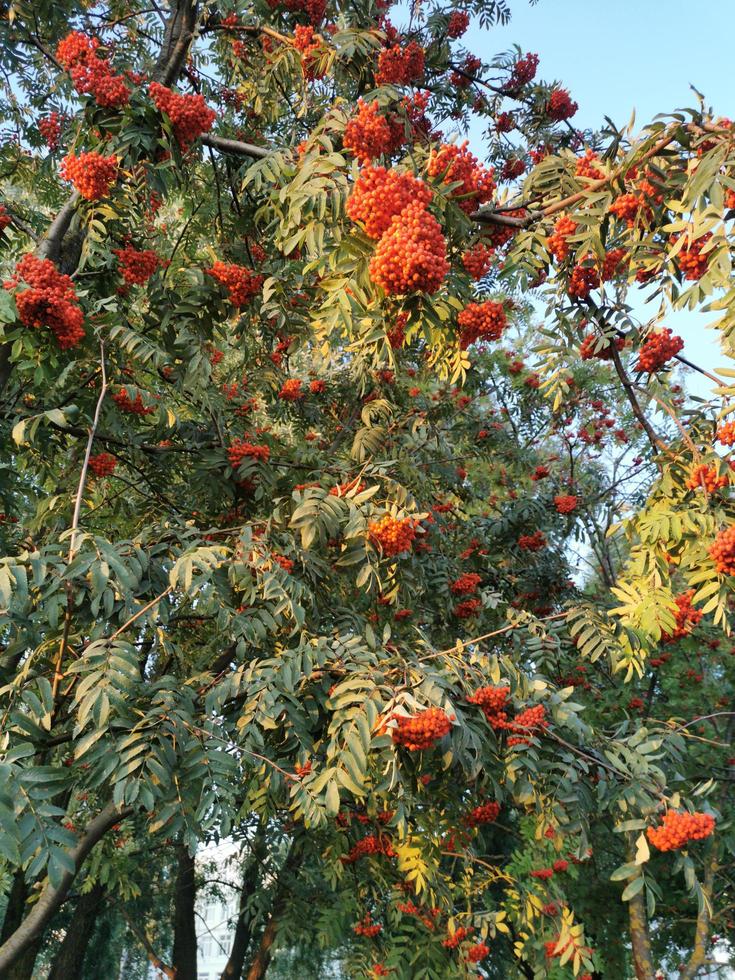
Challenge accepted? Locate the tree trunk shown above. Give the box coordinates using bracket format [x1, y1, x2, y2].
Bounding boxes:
[0, 872, 28, 945]
[244, 836, 303, 980]
[628, 888, 655, 980]
[47, 882, 105, 980]
[172, 842, 197, 980]
[678, 847, 717, 980]
[220, 825, 267, 980]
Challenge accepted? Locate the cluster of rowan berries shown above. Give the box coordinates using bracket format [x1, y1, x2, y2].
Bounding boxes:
[375, 41, 425, 86]
[427, 141, 495, 214]
[546, 87, 578, 120]
[686, 463, 729, 494]
[273, 554, 294, 573]
[554, 494, 578, 514]
[501, 157, 526, 181]
[446, 11, 470, 37]
[56, 31, 130, 109]
[709, 525, 735, 575]
[635, 328, 684, 373]
[205, 261, 264, 306]
[112, 389, 155, 415]
[341, 833, 396, 864]
[39, 112, 63, 150]
[457, 301, 507, 349]
[609, 192, 652, 228]
[391, 707, 454, 750]
[506, 704, 548, 746]
[661, 589, 703, 643]
[454, 598, 481, 619]
[278, 379, 304, 401]
[60, 152, 118, 200]
[716, 420, 735, 446]
[450, 53, 482, 88]
[113, 246, 164, 285]
[466, 943, 489, 963]
[646, 810, 715, 851]
[267, 0, 326, 25]
[292, 25, 325, 80]
[579, 332, 625, 360]
[371, 964, 391, 977]
[293, 760, 311, 777]
[602, 247, 627, 280]
[567, 264, 599, 299]
[386, 312, 408, 349]
[6, 254, 85, 348]
[368, 514, 417, 556]
[462, 242, 495, 279]
[344, 99, 403, 162]
[450, 572, 481, 595]
[464, 801, 500, 827]
[675, 232, 712, 280]
[347, 165, 432, 239]
[443, 926, 473, 949]
[546, 215, 577, 262]
[149, 81, 216, 149]
[330, 478, 366, 496]
[370, 200, 449, 295]
[467, 685, 510, 728]
[354, 916, 382, 938]
[518, 530, 547, 551]
[504, 52, 539, 91]
[228, 439, 271, 467]
[88, 452, 117, 477]
[530, 464, 550, 481]
[576, 149, 605, 180]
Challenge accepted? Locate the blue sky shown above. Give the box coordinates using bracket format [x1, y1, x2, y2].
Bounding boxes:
[463, 0, 735, 399]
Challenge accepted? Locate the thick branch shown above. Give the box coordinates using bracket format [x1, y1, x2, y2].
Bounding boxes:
[200, 134, 272, 160]
[679, 847, 717, 980]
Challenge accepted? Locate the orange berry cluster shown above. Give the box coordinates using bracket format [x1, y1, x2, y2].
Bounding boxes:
[330, 478, 366, 496]
[0, 207, 10, 232]
[344, 99, 402, 163]
[462, 242, 495, 279]
[279, 378, 304, 401]
[567, 264, 599, 299]
[273, 554, 294, 573]
[466, 942, 489, 963]
[635, 328, 683, 373]
[346, 165, 433, 240]
[427, 141, 496, 214]
[686, 463, 728, 494]
[609, 192, 651, 228]
[506, 704, 548, 746]
[579, 332, 625, 360]
[505, 52, 538, 90]
[88, 452, 117, 477]
[443, 926, 472, 949]
[60, 152, 118, 200]
[661, 590, 702, 643]
[6, 254, 84, 348]
[354, 916, 382, 938]
[372, 964, 391, 977]
[56, 31, 130, 109]
[369, 200, 449, 295]
[546, 87, 578, 120]
[341, 833, 396, 864]
[450, 572, 481, 595]
[368, 514, 417, 556]
[464, 801, 500, 827]
[716, 420, 735, 446]
[391, 707, 453, 750]
[387, 312, 408, 348]
[467, 685, 510, 728]
[646, 810, 715, 851]
[602, 247, 627, 280]
[576, 149, 605, 180]
[457, 301, 507, 349]
[547, 215, 577, 262]
[112, 389, 155, 415]
[149, 82, 216, 150]
[205, 261, 264, 306]
[113, 246, 164, 285]
[518, 530, 547, 551]
[375, 41, 425, 86]
[453, 598, 481, 619]
[709, 525, 735, 575]
[228, 438, 271, 467]
[675, 232, 712, 280]
[292, 25, 324, 80]
[39, 112, 63, 150]
[447, 11, 470, 37]
[554, 494, 578, 514]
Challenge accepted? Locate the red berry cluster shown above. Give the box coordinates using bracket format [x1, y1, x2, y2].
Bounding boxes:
[39, 112, 63, 150]
[447, 11, 470, 37]
[354, 916, 382, 938]
[56, 31, 130, 109]
[609, 192, 651, 228]
[602, 247, 627, 280]
[279, 379, 304, 401]
[710, 525, 735, 575]
[375, 41, 425, 86]
[467, 685, 510, 728]
[554, 494, 578, 514]
[112, 389, 155, 415]
[341, 834, 396, 864]
[443, 926, 472, 949]
[506, 704, 548, 746]
[464, 801, 500, 827]
[466, 943, 489, 963]
[228, 439, 271, 467]
[292, 26, 325, 80]
[450, 572, 481, 595]
[454, 598, 481, 619]
[60, 152, 118, 200]
[344, 99, 402, 162]
[0, 207, 10, 232]
[579, 332, 625, 360]
[518, 530, 547, 551]
[686, 463, 728, 494]
[369, 200, 449, 295]
[567, 264, 599, 299]
[392, 707, 454, 750]
[546, 87, 578, 120]
[88, 452, 117, 477]
[457, 301, 507, 349]
[462, 242, 495, 279]
[661, 589, 703, 643]
[716, 420, 735, 446]
[368, 514, 418, 556]
[635, 328, 684, 373]
[427, 141, 495, 214]
[267, 0, 326, 25]
[576, 149, 605, 180]
[149, 82, 216, 150]
[6, 254, 84, 348]
[113, 247, 164, 285]
[505, 52, 539, 91]
[387, 311, 408, 348]
[205, 261, 264, 306]
[547, 215, 577, 262]
[675, 232, 712, 280]
[346, 165, 433, 239]
[646, 810, 715, 851]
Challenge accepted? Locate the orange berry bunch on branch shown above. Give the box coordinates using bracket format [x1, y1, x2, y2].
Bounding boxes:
[5, 255, 85, 349]
[635, 328, 683, 373]
[278, 379, 304, 401]
[344, 99, 402, 163]
[375, 41, 425, 86]
[466, 685, 511, 729]
[368, 514, 418, 556]
[661, 590, 702, 643]
[88, 452, 118, 477]
[112, 389, 155, 415]
[547, 215, 577, 262]
[346, 166, 433, 240]
[113, 247, 165, 285]
[675, 232, 712, 280]
[646, 810, 715, 851]
[341, 833, 396, 864]
[686, 464, 728, 494]
[462, 242, 495, 279]
[56, 31, 130, 109]
[709, 525, 735, 575]
[457, 301, 507, 349]
[205, 261, 264, 307]
[579, 332, 626, 361]
[554, 494, 578, 514]
[716, 420, 735, 446]
[60, 151, 118, 200]
[369, 200, 449, 295]
[506, 704, 548, 746]
[228, 439, 271, 467]
[149, 82, 216, 150]
[391, 707, 454, 750]
[450, 572, 481, 595]
[427, 141, 496, 214]
[464, 801, 500, 827]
